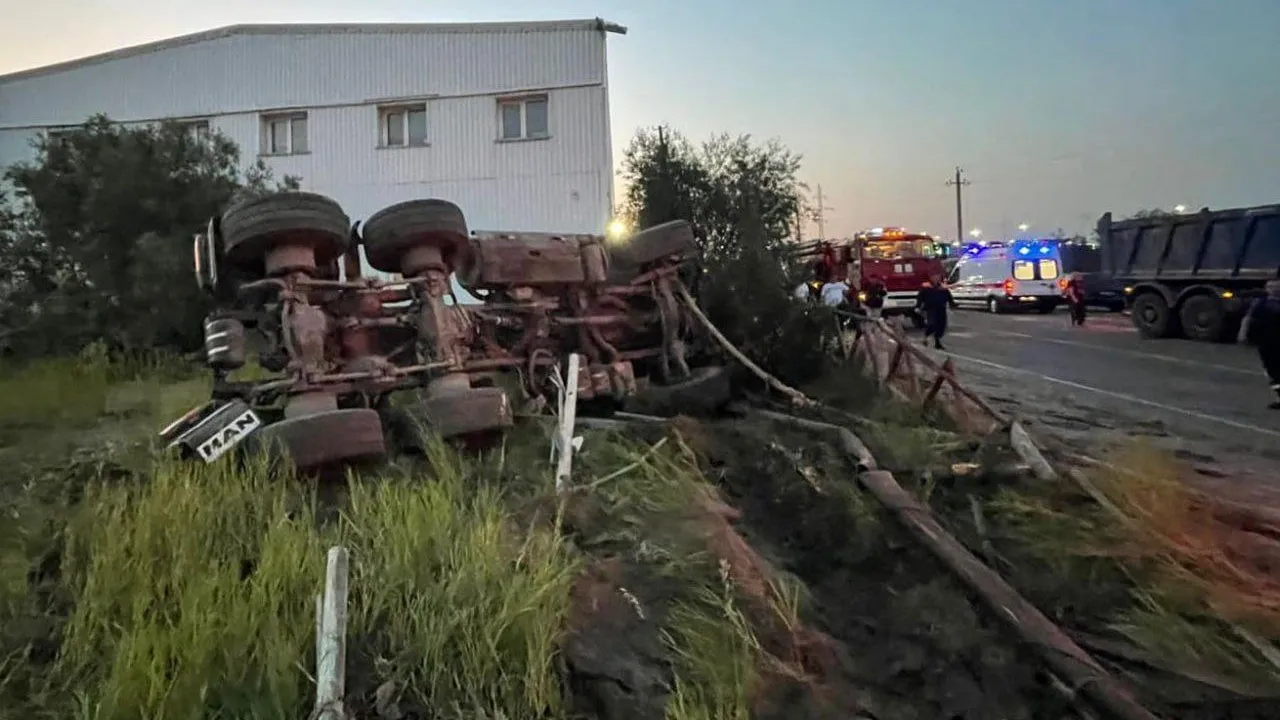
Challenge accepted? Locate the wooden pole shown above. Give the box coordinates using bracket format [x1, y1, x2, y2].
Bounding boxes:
[554, 353, 582, 494]
[315, 546, 350, 720]
[857, 470, 1158, 720]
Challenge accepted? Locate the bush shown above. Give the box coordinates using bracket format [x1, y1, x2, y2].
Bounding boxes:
[619, 126, 832, 386]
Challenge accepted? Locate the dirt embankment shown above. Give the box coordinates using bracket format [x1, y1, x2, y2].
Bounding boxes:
[557, 415, 1076, 720]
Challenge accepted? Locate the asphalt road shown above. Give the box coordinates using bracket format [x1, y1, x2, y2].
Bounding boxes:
[909, 306, 1280, 476]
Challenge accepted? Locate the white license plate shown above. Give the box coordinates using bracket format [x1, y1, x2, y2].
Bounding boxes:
[196, 408, 263, 462]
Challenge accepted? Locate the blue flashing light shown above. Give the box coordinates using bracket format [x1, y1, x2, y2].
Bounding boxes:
[1040, 246, 1051, 254]
[1017, 246, 1030, 256]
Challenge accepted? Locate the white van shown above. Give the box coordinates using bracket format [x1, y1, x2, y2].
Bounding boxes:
[946, 240, 1064, 314]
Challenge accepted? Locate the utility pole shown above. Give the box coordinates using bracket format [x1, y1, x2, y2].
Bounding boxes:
[945, 166, 970, 243]
[813, 184, 834, 239]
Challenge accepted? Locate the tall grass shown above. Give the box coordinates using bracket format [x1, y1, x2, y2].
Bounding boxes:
[342, 439, 579, 718]
[53, 453, 323, 719]
[7, 427, 583, 720]
[664, 560, 760, 720]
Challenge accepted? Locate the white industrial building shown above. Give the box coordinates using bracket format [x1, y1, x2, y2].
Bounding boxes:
[0, 19, 625, 236]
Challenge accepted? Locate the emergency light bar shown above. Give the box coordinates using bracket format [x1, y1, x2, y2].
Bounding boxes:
[857, 226, 911, 240]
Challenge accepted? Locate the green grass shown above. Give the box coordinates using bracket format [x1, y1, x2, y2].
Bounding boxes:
[0, 357, 790, 720]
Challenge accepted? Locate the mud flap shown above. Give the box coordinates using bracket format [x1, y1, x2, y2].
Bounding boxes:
[161, 399, 263, 463]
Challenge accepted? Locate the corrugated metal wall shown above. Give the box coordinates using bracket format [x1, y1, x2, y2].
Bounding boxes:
[0, 24, 615, 235]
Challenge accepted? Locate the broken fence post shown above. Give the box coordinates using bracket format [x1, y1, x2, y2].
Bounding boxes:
[315, 546, 350, 720]
[554, 353, 582, 495]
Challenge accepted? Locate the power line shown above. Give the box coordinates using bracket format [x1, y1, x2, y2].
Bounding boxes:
[945, 166, 970, 243]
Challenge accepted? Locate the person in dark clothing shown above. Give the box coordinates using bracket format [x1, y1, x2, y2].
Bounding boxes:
[916, 276, 958, 350]
[1238, 279, 1280, 409]
[864, 274, 888, 319]
[1064, 272, 1087, 327]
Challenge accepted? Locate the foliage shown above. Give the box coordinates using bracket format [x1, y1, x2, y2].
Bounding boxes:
[619, 125, 832, 385]
[1127, 208, 1173, 220]
[0, 115, 298, 359]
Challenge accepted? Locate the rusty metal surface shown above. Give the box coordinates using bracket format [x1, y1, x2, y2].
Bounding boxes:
[199, 198, 722, 447]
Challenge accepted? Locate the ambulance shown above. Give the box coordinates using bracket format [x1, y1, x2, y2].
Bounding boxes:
[946, 240, 1064, 313]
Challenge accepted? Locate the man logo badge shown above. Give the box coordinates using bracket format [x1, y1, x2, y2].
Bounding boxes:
[196, 409, 263, 463]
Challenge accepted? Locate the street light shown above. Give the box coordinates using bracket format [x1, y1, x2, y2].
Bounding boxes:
[1017, 223, 1030, 232]
[1173, 204, 1187, 214]
[968, 228, 982, 238]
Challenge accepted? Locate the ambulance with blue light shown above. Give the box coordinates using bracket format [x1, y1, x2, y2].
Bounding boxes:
[945, 239, 1064, 314]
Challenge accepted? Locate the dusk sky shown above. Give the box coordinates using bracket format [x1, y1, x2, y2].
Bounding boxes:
[2, 0, 1278, 239]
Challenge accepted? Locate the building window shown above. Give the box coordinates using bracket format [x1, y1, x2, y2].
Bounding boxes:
[260, 112, 308, 155]
[183, 120, 211, 143]
[497, 96, 549, 141]
[44, 128, 73, 146]
[379, 104, 428, 148]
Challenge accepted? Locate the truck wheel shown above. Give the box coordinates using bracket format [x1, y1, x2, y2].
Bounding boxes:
[628, 366, 732, 417]
[413, 386, 514, 441]
[607, 220, 696, 272]
[221, 192, 351, 274]
[1130, 292, 1175, 338]
[251, 408, 386, 472]
[362, 199, 470, 276]
[1179, 294, 1226, 342]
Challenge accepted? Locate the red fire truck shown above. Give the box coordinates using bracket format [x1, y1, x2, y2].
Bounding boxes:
[792, 228, 946, 321]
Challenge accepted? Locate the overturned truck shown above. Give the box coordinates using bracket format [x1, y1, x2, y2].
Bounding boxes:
[161, 191, 730, 470]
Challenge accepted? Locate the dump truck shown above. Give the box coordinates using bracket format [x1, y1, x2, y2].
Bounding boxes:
[1098, 205, 1280, 341]
[1057, 241, 1124, 312]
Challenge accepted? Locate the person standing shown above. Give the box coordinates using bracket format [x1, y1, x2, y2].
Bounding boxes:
[1064, 272, 1087, 327]
[820, 279, 851, 308]
[864, 274, 888, 319]
[916, 275, 958, 350]
[1238, 279, 1280, 409]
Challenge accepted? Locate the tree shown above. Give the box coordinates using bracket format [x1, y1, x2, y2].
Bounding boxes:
[618, 126, 830, 385]
[1, 115, 297, 358]
[1128, 208, 1172, 220]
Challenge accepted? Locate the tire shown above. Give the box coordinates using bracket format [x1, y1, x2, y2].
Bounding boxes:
[250, 408, 386, 471]
[412, 386, 513, 440]
[362, 199, 469, 275]
[1178, 294, 1226, 342]
[608, 220, 696, 269]
[1130, 291, 1175, 338]
[221, 191, 350, 268]
[627, 365, 732, 417]
[987, 297, 1004, 314]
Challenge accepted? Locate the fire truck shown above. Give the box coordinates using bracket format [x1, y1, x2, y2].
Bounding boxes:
[791, 227, 946, 322]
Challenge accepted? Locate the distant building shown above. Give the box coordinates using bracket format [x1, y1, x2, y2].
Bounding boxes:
[0, 19, 625, 235]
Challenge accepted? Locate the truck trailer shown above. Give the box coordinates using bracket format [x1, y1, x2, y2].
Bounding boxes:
[1098, 205, 1280, 341]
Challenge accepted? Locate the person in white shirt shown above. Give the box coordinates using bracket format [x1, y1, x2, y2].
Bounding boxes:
[820, 281, 850, 308]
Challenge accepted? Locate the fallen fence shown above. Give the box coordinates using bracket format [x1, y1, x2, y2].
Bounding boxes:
[833, 309, 1060, 480]
[832, 308, 1280, 676]
[672, 285, 1161, 718]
